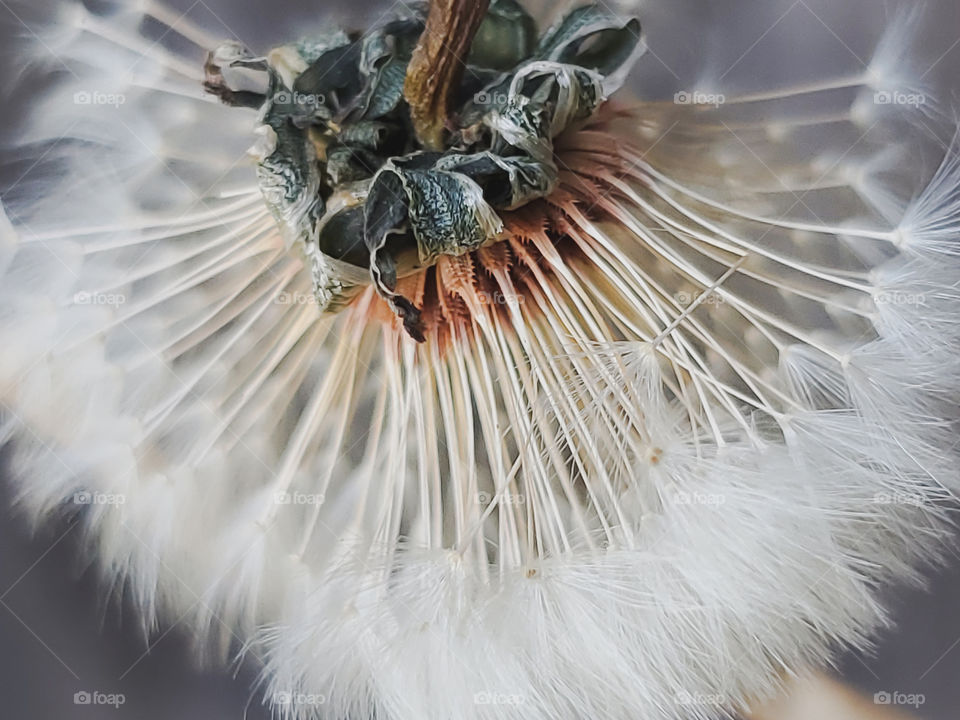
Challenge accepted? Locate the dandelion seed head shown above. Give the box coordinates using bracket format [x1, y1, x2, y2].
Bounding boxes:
[1, 1, 959, 719]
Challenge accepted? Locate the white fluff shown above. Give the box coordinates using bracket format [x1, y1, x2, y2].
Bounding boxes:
[1, 2, 958, 720]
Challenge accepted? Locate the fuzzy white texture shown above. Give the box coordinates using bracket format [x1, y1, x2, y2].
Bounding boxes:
[0, 1, 959, 719]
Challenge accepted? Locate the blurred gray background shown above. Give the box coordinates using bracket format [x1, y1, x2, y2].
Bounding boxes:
[1, 0, 959, 718]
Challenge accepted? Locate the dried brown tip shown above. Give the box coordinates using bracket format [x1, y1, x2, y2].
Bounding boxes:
[403, 0, 491, 150]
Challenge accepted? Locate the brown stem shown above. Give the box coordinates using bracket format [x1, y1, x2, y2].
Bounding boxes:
[404, 0, 490, 150]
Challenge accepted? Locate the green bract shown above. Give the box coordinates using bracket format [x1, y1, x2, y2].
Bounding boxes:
[206, 1, 644, 339]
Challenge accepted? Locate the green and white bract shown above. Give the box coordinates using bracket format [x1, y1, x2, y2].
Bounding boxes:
[203, 3, 643, 339]
[0, 2, 958, 720]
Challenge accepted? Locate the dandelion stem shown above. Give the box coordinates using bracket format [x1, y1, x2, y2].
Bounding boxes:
[404, 0, 490, 150]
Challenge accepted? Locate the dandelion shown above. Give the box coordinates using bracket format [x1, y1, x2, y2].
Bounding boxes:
[0, 1, 958, 719]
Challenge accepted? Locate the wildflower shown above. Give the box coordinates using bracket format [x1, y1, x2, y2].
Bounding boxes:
[0, 1, 957, 719]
